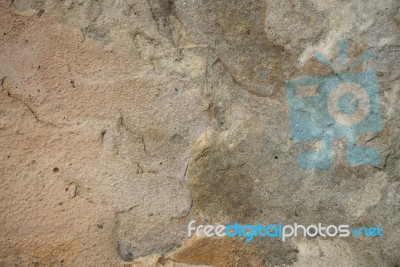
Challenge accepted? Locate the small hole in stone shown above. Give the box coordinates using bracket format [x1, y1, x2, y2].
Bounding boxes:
[37, 9, 45, 17]
[274, 156, 278, 159]
[53, 167, 59, 173]
[159, 162, 162, 165]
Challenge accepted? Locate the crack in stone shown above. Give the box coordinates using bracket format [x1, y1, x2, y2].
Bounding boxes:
[0, 76, 5, 88]
[135, 162, 144, 175]
[74, 184, 95, 205]
[100, 129, 107, 144]
[373, 149, 395, 171]
[6, 91, 55, 126]
[116, 205, 140, 215]
[141, 136, 149, 154]
[366, 133, 379, 143]
[171, 198, 193, 219]
[2, 76, 56, 127]
[182, 163, 189, 180]
[119, 115, 135, 134]
[215, 57, 274, 98]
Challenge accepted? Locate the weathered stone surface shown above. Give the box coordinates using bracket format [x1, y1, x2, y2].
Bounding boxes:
[0, 0, 399, 266]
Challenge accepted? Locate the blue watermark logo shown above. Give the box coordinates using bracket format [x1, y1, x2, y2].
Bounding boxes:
[286, 39, 382, 169]
[188, 221, 384, 242]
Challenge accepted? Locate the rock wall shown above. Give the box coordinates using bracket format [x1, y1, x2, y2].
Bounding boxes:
[0, 0, 399, 266]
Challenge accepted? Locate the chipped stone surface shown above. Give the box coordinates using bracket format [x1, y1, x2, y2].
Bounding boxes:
[0, 0, 399, 266]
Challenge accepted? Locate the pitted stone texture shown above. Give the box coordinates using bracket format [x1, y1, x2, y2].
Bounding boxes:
[0, 1, 207, 265]
[0, 0, 399, 266]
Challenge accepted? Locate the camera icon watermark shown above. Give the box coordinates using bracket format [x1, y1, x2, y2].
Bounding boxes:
[286, 39, 382, 169]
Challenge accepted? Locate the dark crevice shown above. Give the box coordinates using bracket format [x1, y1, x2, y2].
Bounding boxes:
[4, 89, 55, 127]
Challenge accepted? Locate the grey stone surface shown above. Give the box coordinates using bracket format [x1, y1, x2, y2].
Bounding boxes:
[0, 0, 399, 266]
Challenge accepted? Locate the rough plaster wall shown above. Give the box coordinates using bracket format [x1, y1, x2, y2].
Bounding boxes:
[0, 0, 399, 266]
